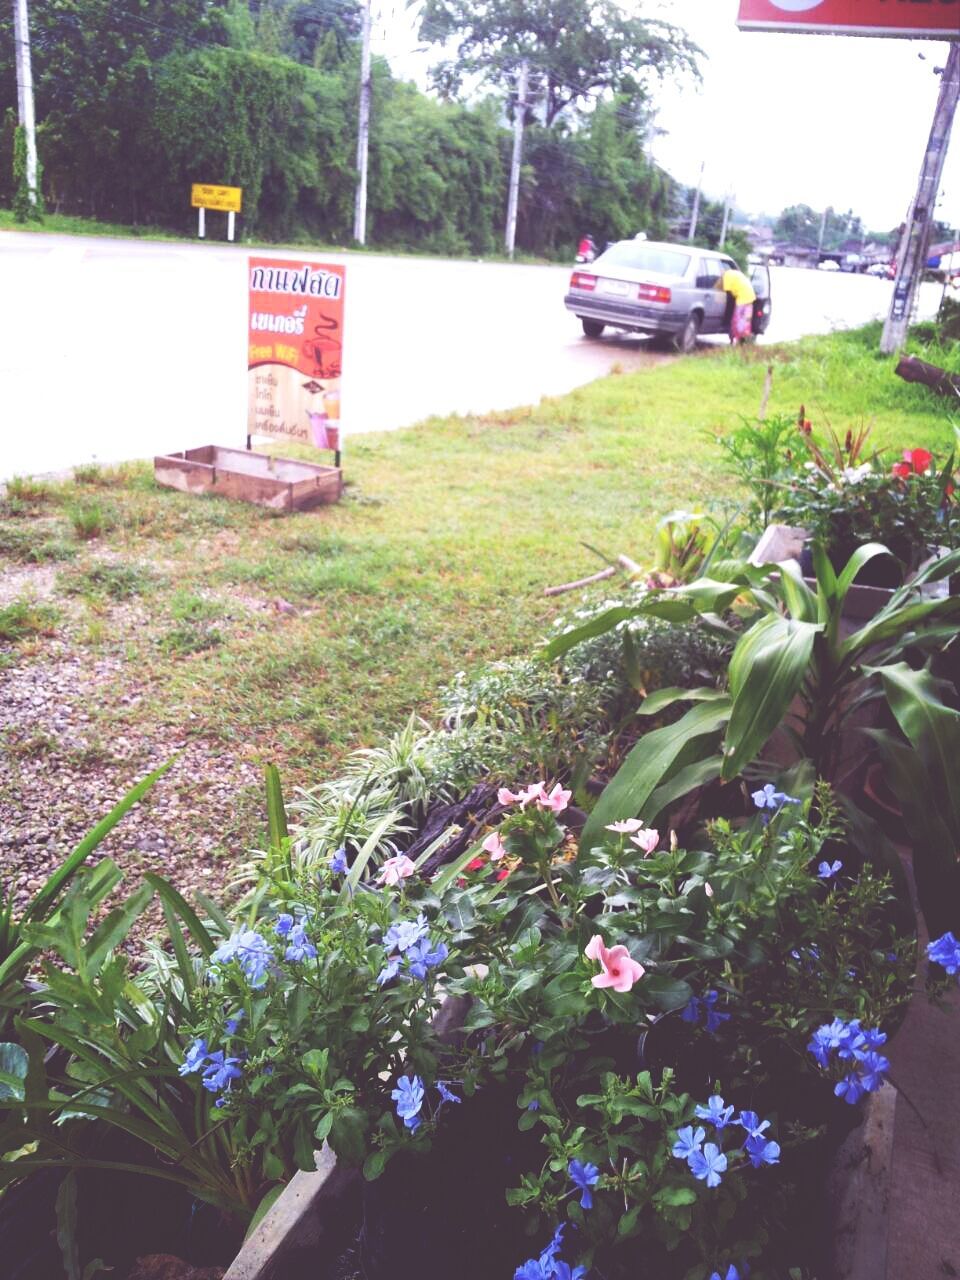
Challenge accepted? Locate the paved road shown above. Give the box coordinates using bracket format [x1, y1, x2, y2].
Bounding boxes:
[0, 231, 942, 481]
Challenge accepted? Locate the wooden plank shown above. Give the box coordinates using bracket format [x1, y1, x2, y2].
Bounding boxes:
[154, 445, 342, 511]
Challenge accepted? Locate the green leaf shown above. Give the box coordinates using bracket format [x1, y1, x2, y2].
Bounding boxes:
[243, 1183, 286, 1242]
[722, 615, 821, 780]
[86, 882, 155, 975]
[580, 697, 732, 850]
[0, 1042, 29, 1101]
[646, 755, 724, 826]
[265, 763, 290, 851]
[56, 1172, 81, 1280]
[146, 874, 215, 956]
[642, 974, 693, 1011]
[543, 606, 646, 661]
[637, 686, 727, 718]
[654, 1185, 697, 1207]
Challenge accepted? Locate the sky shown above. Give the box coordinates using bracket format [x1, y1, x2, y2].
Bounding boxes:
[371, 0, 960, 236]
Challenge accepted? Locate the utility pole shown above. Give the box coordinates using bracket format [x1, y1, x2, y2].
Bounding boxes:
[12, 0, 40, 211]
[688, 161, 705, 242]
[353, 0, 372, 245]
[881, 44, 960, 355]
[817, 206, 829, 256]
[719, 192, 732, 249]
[504, 59, 528, 259]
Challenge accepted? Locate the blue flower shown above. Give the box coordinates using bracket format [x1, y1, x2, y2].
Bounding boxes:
[224, 1011, 244, 1036]
[436, 1081, 461, 1107]
[681, 996, 702, 1024]
[744, 1135, 780, 1168]
[751, 783, 799, 812]
[836, 1019, 864, 1060]
[384, 915, 430, 954]
[405, 938, 448, 981]
[178, 1037, 209, 1076]
[807, 1018, 851, 1066]
[860, 1027, 888, 1051]
[928, 931, 960, 976]
[834, 1072, 866, 1105]
[857, 1050, 890, 1093]
[274, 914, 294, 938]
[211, 928, 274, 988]
[284, 923, 318, 964]
[330, 848, 349, 874]
[553, 1264, 587, 1280]
[391, 1074, 425, 1131]
[527, 1099, 540, 1112]
[514, 1261, 549, 1280]
[539, 1224, 565, 1267]
[568, 1158, 600, 1210]
[818, 860, 843, 879]
[201, 1050, 242, 1094]
[377, 956, 402, 986]
[682, 990, 730, 1034]
[737, 1111, 770, 1139]
[671, 1125, 706, 1160]
[695, 1095, 735, 1129]
[709, 1268, 743, 1280]
[688, 1141, 727, 1188]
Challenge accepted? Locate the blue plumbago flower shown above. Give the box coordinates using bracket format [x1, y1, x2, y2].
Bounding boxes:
[818, 859, 843, 879]
[744, 1135, 780, 1168]
[709, 1267, 744, 1280]
[178, 1037, 209, 1076]
[384, 915, 431, 954]
[681, 995, 702, 1024]
[835, 1072, 867, 1105]
[539, 1224, 565, 1267]
[671, 1125, 706, 1160]
[568, 1158, 600, 1209]
[687, 1142, 727, 1188]
[807, 1018, 853, 1066]
[405, 937, 448, 981]
[391, 1075, 425, 1131]
[928, 931, 960, 976]
[514, 1262, 548, 1280]
[377, 955, 402, 986]
[274, 913, 294, 938]
[737, 1111, 770, 1140]
[682, 989, 730, 1034]
[215, 1097, 230, 1109]
[836, 1020, 865, 1060]
[224, 1011, 244, 1036]
[211, 928, 273, 988]
[751, 783, 800, 812]
[695, 1095, 735, 1129]
[857, 1050, 890, 1093]
[436, 1081, 461, 1107]
[330, 847, 349, 874]
[527, 1099, 540, 1112]
[201, 1050, 242, 1094]
[284, 923, 318, 964]
[553, 1264, 587, 1280]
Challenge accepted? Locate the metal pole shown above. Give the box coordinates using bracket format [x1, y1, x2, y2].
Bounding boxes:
[505, 60, 528, 259]
[688, 160, 704, 242]
[198, 206, 205, 238]
[353, 0, 372, 245]
[817, 206, 829, 255]
[227, 209, 235, 242]
[719, 193, 732, 249]
[881, 44, 960, 355]
[12, 0, 39, 209]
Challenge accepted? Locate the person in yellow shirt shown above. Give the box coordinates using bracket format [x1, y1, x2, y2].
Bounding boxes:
[721, 267, 757, 344]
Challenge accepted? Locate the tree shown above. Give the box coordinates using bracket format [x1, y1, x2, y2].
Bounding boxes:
[418, 0, 700, 126]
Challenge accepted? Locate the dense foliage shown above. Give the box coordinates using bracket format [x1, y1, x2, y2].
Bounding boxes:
[0, 0, 692, 255]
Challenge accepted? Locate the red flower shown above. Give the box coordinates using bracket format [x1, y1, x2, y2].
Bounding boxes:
[907, 448, 933, 475]
[891, 461, 912, 480]
[496, 867, 512, 881]
[466, 857, 486, 872]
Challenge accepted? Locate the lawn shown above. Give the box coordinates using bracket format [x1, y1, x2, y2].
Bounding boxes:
[0, 323, 955, 909]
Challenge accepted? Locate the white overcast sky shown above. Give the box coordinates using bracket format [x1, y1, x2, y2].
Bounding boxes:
[372, 0, 960, 234]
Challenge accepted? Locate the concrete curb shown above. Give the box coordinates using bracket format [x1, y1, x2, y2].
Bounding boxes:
[828, 1082, 896, 1280]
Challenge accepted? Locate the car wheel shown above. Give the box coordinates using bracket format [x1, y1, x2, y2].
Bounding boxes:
[673, 312, 700, 354]
[581, 318, 605, 338]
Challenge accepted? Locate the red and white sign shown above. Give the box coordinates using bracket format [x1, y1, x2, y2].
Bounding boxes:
[738, 0, 960, 38]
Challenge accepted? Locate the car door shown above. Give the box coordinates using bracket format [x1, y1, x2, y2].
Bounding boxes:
[750, 262, 772, 334]
[695, 257, 726, 332]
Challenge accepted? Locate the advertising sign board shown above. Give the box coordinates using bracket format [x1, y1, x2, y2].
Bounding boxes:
[737, 0, 960, 38]
[247, 258, 346, 454]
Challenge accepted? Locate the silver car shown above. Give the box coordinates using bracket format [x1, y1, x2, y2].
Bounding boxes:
[564, 239, 772, 352]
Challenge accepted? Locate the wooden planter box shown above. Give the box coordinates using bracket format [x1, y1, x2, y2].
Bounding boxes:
[154, 446, 342, 512]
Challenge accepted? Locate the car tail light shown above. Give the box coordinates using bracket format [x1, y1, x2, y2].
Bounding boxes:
[636, 283, 671, 304]
[571, 271, 597, 291]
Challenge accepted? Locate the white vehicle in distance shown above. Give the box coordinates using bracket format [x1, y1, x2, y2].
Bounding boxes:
[564, 239, 772, 353]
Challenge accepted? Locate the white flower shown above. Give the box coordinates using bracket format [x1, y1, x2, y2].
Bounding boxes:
[841, 464, 872, 485]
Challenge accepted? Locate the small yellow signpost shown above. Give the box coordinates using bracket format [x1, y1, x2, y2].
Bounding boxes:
[191, 184, 242, 241]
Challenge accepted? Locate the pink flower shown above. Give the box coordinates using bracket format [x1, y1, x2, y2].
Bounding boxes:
[541, 783, 572, 813]
[629, 828, 660, 855]
[378, 855, 416, 886]
[481, 831, 508, 861]
[606, 819, 646, 834]
[519, 783, 549, 808]
[584, 934, 645, 993]
[498, 787, 524, 806]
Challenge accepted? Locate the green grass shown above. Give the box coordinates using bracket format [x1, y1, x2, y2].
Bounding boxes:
[0, 600, 58, 642]
[0, 322, 955, 790]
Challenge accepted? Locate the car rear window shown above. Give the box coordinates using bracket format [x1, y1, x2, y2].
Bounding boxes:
[600, 244, 692, 275]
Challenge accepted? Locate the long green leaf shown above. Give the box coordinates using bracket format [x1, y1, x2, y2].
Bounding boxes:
[24, 759, 174, 924]
[265, 764, 289, 851]
[723, 615, 821, 780]
[842, 595, 960, 661]
[543, 606, 646, 661]
[146, 874, 216, 955]
[646, 755, 725, 825]
[580, 697, 732, 850]
[86, 882, 155, 975]
[636, 686, 727, 718]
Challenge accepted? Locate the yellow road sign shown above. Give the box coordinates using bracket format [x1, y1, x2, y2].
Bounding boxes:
[191, 183, 242, 213]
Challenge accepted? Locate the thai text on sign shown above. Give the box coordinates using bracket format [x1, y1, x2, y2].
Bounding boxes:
[191, 184, 243, 212]
[247, 258, 346, 454]
[737, 0, 960, 38]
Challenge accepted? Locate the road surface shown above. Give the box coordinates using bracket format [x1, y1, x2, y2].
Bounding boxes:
[0, 231, 942, 481]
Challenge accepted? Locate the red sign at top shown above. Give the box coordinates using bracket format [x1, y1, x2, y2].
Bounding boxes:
[738, 0, 959, 38]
